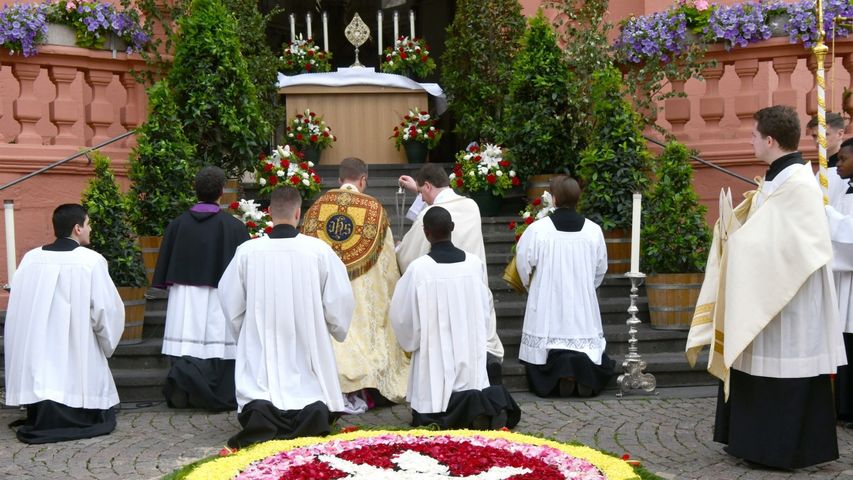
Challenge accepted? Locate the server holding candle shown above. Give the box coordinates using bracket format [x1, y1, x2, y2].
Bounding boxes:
[686, 105, 846, 469]
[515, 175, 615, 398]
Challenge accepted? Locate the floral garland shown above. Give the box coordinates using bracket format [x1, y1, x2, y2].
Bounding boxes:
[450, 143, 520, 197]
[228, 199, 272, 239]
[183, 430, 639, 480]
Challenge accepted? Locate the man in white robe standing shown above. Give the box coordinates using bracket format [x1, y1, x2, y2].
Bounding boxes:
[390, 206, 520, 429]
[687, 105, 846, 469]
[5, 204, 124, 444]
[516, 175, 615, 397]
[808, 112, 847, 206]
[153, 166, 250, 411]
[397, 164, 504, 384]
[218, 186, 355, 449]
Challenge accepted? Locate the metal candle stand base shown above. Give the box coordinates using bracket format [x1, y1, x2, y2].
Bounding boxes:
[616, 272, 658, 397]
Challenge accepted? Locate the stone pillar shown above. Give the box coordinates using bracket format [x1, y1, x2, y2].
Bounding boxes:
[842, 53, 853, 133]
[733, 59, 760, 138]
[806, 55, 833, 117]
[664, 78, 691, 136]
[85, 69, 115, 145]
[49, 66, 84, 146]
[12, 64, 44, 144]
[699, 63, 725, 140]
[771, 56, 798, 108]
[120, 73, 141, 148]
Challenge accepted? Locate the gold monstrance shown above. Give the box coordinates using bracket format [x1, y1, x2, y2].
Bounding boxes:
[345, 13, 370, 67]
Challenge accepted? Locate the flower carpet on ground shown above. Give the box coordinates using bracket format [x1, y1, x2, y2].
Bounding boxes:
[178, 429, 639, 480]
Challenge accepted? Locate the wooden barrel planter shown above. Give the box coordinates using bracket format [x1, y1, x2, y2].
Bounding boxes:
[117, 286, 147, 345]
[646, 272, 704, 330]
[603, 229, 631, 274]
[138, 235, 162, 285]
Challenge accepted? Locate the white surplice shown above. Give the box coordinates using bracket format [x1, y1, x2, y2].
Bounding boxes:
[217, 234, 355, 413]
[816, 166, 846, 208]
[515, 217, 608, 365]
[162, 285, 236, 359]
[4, 247, 124, 409]
[389, 254, 492, 414]
[396, 188, 503, 359]
[825, 182, 853, 333]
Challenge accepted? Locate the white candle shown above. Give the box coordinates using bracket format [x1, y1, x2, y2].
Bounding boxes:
[289, 13, 296, 42]
[409, 10, 415, 37]
[630, 193, 642, 273]
[377, 11, 383, 55]
[323, 12, 329, 51]
[306, 13, 312, 40]
[393, 10, 399, 42]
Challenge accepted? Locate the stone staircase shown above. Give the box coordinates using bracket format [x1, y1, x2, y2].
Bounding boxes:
[0, 163, 713, 402]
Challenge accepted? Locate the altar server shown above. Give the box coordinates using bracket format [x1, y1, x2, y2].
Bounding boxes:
[218, 186, 355, 448]
[390, 207, 520, 430]
[515, 175, 615, 397]
[808, 113, 847, 206]
[687, 105, 846, 469]
[4, 204, 124, 444]
[301, 157, 409, 411]
[152, 166, 250, 411]
[397, 164, 504, 383]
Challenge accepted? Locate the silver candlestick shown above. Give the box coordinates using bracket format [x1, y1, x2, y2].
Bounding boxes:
[394, 184, 406, 241]
[617, 272, 657, 397]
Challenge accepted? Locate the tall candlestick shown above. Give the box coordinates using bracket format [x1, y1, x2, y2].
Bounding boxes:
[630, 193, 642, 273]
[377, 11, 383, 55]
[289, 13, 296, 42]
[393, 10, 399, 42]
[409, 10, 415, 37]
[322, 12, 329, 51]
[306, 13, 312, 40]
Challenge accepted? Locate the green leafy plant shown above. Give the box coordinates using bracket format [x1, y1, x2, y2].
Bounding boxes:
[577, 67, 651, 231]
[168, 0, 271, 176]
[440, 0, 525, 143]
[81, 151, 146, 288]
[502, 11, 576, 179]
[128, 80, 197, 237]
[642, 141, 711, 274]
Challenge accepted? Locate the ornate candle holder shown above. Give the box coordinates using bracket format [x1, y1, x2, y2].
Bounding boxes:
[344, 13, 370, 67]
[617, 271, 658, 397]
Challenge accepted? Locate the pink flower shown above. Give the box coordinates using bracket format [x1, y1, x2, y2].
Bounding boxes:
[66, 1, 77, 11]
[694, 0, 709, 10]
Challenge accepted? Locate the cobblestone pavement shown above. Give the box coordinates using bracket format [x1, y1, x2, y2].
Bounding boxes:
[1, 387, 852, 480]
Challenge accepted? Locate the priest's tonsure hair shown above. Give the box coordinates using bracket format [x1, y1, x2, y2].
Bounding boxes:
[339, 157, 368, 182]
[754, 105, 800, 151]
[423, 206, 454, 240]
[195, 166, 226, 203]
[549, 175, 581, 208]
[53, 203, 87, 238]
[415, 163, 450, 188]
[269, 186, 301, 218]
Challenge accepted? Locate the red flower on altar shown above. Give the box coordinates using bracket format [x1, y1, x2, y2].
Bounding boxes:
[499, 160, 510, 168]
[304, 63, 312, 71]
[532, 197, 542, 206]
[264, 226, 273, 234]
[486, 174, 497, 185]
[263, 163, 273, 172]
[400, 51, 408, 60]
[300, 162, 309, 170]
[455, 178, 464, 187]
[269, 176, 278, 186]
[229, 202, 239, 210]
[246, 221, 257, 228]
[310, 134, 318, 143]
[380, 35, 435, 78]
[296, 133, 303, 141]
[290, 175, 301, 185]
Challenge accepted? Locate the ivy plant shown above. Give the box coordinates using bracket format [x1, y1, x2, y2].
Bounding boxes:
[81, 151, 147, 288]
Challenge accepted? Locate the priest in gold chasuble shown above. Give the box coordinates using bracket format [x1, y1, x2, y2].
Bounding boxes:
[302, 158, 409, 410]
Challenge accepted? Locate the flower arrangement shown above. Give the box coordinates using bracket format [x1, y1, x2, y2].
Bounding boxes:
[286, 109, 336, 152]
[280, 35, 332, 75]
[0, 3, 48, 57]
[450, 143, 520, 197]
[255, 145, 323, 198]
[509, 191, 555, 244]
[229, 199, 273, 239]
[178, 430, 639, 480]
[380, 36, 436, 78]
[390, 108, 442, 150]
[615, 0, 853, 63]
[46, 0, 149, 52]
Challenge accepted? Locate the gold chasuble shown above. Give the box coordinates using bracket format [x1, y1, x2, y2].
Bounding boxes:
[686, 165, 833, 398]
[302, 185, 409, 402]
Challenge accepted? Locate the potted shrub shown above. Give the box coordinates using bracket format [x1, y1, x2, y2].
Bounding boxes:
[390, 108, 442, 164]
[128, 80, 197, 284]
[642, 141, 711, 330]
[577, 67, 651, 274]
[286, 109, 336, 165]
[380, 36, 436, 80]
[501, 11, 575, 197]
[81, 151, 147, 345]
[449, 143, 520, 216]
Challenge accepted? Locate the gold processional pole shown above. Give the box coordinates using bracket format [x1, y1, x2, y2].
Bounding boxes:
[815, 0, 830, 205]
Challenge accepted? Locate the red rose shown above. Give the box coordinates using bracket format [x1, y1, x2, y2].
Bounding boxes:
[400, 52, 408, 59]
[322, 131, 330, 137]
[386, 55, 392, 61]
[305, 63, 312, 71]
[290, 175, 301, 185]
[310, 134, 318, 143]
[472, 155, 481, 163]
[333, 135, 337, 141]
[258, 152, 266, 160]
[418, 120, 427, 126]
[533, 198, 542, 206]
[312, 174, 321, 183]
[246, 221, 256, 228]
[304, 118, 310, 124]
[499, 160, 510, 168]
[524, 216, 533, 225]
[421, 55, 428, 63]
[229, 202, 239, 210]
[486, 174, 497, 184]
[427, 131, 435, 138]
[318, 52, 325, 59]
[508, 221, 516, 230]
[300, 162, 309, 170]
[515, 234, 521, 242]
[468, 145, 478, 153]
[269, 176, 278, 186]
[420, 110, 428, 115]
[263, 163, 273, 172]
[307, 50, 314, 56]
[264, 226, 273, 234]
[512, 177, 521, 186]
[296, 133, 303, 141]
[309, 111, 316, 117]
[296, 114, 303, 118]
[455, 178, 463, 187]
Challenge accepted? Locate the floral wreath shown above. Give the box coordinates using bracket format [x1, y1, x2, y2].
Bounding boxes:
[182, 429, 639, 480]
